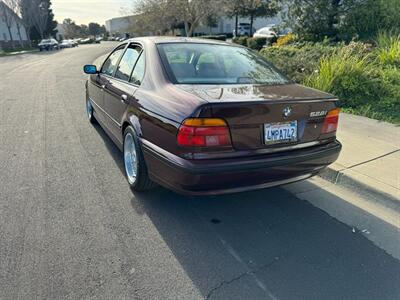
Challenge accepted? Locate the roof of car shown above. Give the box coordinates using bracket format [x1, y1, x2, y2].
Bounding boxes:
[124, 36, 233, 46]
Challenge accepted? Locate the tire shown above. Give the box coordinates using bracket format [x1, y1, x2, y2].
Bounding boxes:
[86, 94, 97, 124]
[123, 126, 155, 192]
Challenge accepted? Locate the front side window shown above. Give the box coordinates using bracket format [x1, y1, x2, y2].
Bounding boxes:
[157, 43, 289, 85]
[115, 45, 142, 81]
[101, 45, 126, 76]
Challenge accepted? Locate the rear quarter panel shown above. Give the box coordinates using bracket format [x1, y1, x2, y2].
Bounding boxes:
[132, 41, 207, 155]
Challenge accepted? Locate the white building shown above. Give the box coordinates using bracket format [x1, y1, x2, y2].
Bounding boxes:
[194, 15, 283, 36]
[105, 12, 284, 38]
[105, 15, 136, 36]
[0, 0, 29, 49]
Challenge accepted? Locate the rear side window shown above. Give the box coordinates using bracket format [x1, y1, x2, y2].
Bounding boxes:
[130, 52, 145, 85]
[115, 45, 142, 81]
[101, 45, 126, 76]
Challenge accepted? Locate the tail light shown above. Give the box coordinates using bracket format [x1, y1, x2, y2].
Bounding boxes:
[177, 118, 231, 147]
[321, 108, 340, 134]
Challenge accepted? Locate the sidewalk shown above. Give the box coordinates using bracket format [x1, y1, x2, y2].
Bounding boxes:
[320, 113, 400, 209]
[0, 48, 38, 57]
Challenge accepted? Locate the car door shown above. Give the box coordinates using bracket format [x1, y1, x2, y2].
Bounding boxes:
[92, 44, 126, 126]
[88, 73, 108, 124]
[103, 44, 144, 143]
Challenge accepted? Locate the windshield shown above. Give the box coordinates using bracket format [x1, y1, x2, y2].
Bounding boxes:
[157, 43, 289, 85]
[41, 39, 51, 43]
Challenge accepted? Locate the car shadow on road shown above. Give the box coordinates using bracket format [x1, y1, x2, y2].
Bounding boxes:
[94, 123, 400, 300]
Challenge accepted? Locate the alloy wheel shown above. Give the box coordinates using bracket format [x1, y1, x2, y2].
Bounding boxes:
[124, 133, 138, 185]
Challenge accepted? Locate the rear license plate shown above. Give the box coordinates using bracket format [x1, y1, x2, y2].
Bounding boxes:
[264, 121, 298, 145]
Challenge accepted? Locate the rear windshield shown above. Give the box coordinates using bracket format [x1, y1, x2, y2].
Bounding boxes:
[157, 43, 289, 85]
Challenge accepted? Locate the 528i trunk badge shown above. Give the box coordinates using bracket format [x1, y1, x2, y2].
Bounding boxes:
[283, 107, 292, 118]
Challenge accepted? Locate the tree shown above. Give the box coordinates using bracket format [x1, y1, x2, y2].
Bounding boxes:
[79, 24, 89, 37]
[223, 0, 243, 37]
[19, 0, 36, 41]
[88, 22, 101, 37]
[133, 0, 223, 37]
[205, 14, 218, 34]
[291, 0, 346, 40]
[281, 0, 400, 41]
[134, 0, 176, 36]
[240, 0, 278, 36]
[174, 0, 223, 37]
[100, 25, 107, 35]
[341, 0, 400, 40]
[43, 0, 57, 38]
[63, 18, 80, 38]
[20, 0, 57, 40]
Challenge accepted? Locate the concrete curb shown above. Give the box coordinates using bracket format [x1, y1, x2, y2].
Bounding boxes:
[319, 167, 400, 214]
[0, 49, 39, 57]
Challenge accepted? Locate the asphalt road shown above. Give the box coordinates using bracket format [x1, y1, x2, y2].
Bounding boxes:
[1, 43, 399, 300]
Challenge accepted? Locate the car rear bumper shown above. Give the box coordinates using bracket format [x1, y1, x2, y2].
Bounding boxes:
[142, 140, 342, 196]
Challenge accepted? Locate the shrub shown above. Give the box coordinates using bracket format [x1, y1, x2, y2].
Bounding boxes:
[304, 43, 399, 123]
[267, 35, 278, 46]
[305, 46, 378, 107]
[375, 31, 400, 66]
[274, 33, 296, 47]
[259, 34, 400, 123]
[260, 43, 336, 82]
[201, 35, 227, 41]
[232, 36, 248, 46]
[247, 37, 267, 50]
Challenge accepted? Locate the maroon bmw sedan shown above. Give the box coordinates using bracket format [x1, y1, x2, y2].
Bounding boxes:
[83, 37, 341, 195]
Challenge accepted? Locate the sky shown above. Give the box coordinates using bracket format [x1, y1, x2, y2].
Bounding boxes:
[51, 0, 132, 25]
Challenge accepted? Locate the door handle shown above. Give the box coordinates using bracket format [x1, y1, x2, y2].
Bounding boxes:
[121, 94, 128, 103]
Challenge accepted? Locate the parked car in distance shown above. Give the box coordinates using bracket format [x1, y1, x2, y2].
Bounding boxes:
[83, 37, 342, 195]
[60, 39, 73, 48]
[95, 37, 103, 43]
[38, 39, 59, 51]
[70, 39, 79, 47]
[233, 23, 256, 36]
[253, 25, 278, 38]
[80, 38, 95, 44]
[253, 25, 292, 39]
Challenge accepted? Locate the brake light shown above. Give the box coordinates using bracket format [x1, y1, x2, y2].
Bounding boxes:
[321, 108, 340, 134]
[177, 118, 231, 147]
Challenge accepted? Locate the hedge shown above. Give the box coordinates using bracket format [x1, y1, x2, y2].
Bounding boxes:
[200, 35, 227, 41]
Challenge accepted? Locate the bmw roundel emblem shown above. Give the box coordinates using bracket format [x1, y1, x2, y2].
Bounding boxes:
[283, 107, 292, 118]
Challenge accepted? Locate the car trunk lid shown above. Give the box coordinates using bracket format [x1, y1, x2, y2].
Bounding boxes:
[179, 83, 338, 150]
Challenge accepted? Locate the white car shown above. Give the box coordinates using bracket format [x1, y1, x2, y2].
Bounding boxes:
[253, 26, 278, 38]
[69, 39, 79, 47]
[38, 39, 59, 51]
[60, 40, 73, 48]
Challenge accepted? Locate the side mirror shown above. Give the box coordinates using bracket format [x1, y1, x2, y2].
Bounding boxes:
[83, 64, 98, 74]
